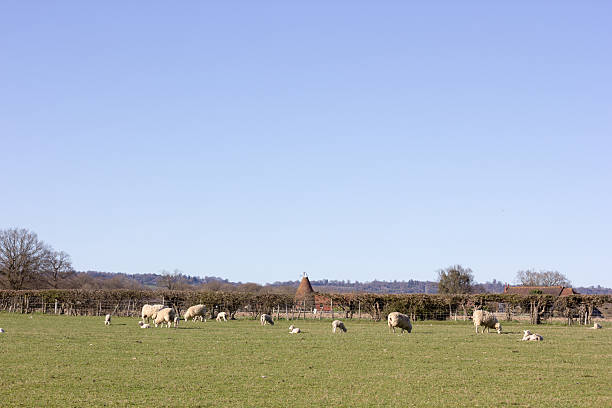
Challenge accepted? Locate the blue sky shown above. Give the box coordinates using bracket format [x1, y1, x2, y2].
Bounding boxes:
[1, 2, 611, 287]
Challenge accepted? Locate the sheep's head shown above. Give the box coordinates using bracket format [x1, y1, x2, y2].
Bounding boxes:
[495, 323, 502, 334]
[289, 325, 295, 331]
[523, 330, 532, 336]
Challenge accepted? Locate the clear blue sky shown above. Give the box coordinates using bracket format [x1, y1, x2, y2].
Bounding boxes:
[1, 2, 611, 287]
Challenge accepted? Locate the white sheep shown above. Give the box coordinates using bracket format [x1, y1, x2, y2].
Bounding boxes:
[138, 321, 150, 329]
[153, 307, 178, 328]
[332, 320, 347, 333]
[141, 304, 166, 324]
[260, 314, 274, 325]
[104, 314, 111, 325]
[0, 328, 4, 333]
[388, 312, 412, 334]
[472, 309, 502, 334]
[592, 323, 602, 329]
[184, 304, 207, 322]
[216, 311, 228, 322]
[290, 327, 301, 334]
[521, 330, 543, 341]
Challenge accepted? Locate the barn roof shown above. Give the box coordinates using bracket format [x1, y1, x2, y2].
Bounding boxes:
[503, 285, 579, 296]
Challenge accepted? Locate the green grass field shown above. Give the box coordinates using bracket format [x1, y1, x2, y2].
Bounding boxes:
[0, 313, 610, 407]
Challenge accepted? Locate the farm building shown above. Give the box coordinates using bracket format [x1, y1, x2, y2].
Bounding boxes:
[295, 273, 316, 309]
[503, 284, 579, 296]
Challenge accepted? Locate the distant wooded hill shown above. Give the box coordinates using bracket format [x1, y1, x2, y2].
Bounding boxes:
[77, 271, 612, 294]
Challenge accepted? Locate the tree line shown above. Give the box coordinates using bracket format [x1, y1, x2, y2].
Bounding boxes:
[2, 228, 610, 294]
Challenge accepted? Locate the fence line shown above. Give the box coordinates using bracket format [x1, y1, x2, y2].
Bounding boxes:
[0, 290, 610, 325]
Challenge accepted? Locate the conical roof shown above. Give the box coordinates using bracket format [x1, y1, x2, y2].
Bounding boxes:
[295, 273, 315, 306]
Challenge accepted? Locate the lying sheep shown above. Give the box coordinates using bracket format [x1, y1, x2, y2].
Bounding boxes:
[104, 314, 111, 325]
[290, 326, 301, 334]
[473, 309, 502, 334]
[184, 304, 207, 322]
[153, 307, 178, 328]
[138, 321, 150, 329]
[388, 312, 412, 334]
[592, 323, 602, 329]
[141, 304, 166, 324]
[0, 328, 4, 333]
[522, 330, 543, 341]
[216, 312, 228, 322]
[332, 320, 347, 333]
[260, 314, 274, 325]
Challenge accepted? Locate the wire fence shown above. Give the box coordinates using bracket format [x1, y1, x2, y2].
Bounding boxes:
[1, 290, 610, 325]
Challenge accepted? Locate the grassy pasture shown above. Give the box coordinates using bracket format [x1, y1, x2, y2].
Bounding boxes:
[0, 313, 610, 407]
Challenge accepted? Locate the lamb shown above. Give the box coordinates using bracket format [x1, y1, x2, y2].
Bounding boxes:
[141, 304, 166, 324]
[184, 304, 207, 322]
[104, 314, 111, 325]
[289, 325, 301, 334]
[153, 307, 178, 328]
[592, 323, 602, 329]
[138, 321, 150, 329]
[472, 309, 502, 334]
[521, 329, 543, 341]
[260, 314, 274, 325]
[216, 311, 228, 322]
[387, 312, 412, 334]
[332, 320, 347, 333]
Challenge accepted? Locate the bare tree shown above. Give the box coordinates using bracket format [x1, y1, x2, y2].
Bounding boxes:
[0, 228, 49, 289]
[437, 265, 474, 294]
[45, 250, 75, 288]
[515, 269, 571, 287]
[157, 269, 189, 290]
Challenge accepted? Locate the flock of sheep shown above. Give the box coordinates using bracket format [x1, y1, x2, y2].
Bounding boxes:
[96, 304, 605, 341]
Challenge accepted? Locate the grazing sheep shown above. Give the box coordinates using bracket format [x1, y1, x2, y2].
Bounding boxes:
[104, 314, 111, 325]
[472, 309, 502, 334]
[332, 320, 347, 333]
[153, 307, 178, 328]
[141, 304, 166, 324]
[260, 314, 274, 326]
[592, 323, 602, 329]
[216, 312, 228, 322]
[521, 330, 543, 341]
[138, 321, 150, 329]
[184, 304, 207, 322]
[388, 312, 412, 334]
